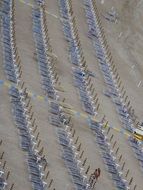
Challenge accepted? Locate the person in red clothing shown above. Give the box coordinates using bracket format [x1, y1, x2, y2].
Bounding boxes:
[92, 168, 101, 188]
[97, 168, 101, 178]
[89, 168, 101, 188]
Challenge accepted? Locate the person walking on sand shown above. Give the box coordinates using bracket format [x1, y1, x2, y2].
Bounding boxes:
[97, 168, 101, 178]
[92, 168, 101, 189]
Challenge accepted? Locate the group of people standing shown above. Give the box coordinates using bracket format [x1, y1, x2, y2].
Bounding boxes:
[89, 168, 101, 189]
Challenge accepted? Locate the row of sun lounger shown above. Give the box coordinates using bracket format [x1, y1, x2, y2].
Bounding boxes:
[58, 128, 90, 190]
[32, 3, 59, 100]
[83, 0, 134, 132]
